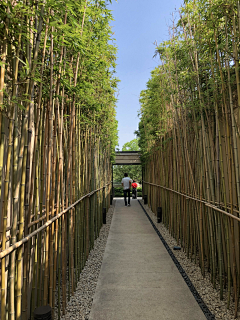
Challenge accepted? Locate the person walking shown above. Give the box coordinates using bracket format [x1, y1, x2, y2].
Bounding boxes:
[131, 180, 137, 199]
[121, 173, 132, 206]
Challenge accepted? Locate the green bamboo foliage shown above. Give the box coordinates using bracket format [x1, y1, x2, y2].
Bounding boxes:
[0, 1, 118, 319]
[138, 0, 240, 316]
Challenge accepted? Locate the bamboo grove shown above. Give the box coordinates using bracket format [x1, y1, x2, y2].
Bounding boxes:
[0, 0, 118, 319]
[137, 0, 240, 317]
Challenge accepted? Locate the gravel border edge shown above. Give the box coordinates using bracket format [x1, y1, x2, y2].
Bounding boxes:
[58, 201, 116, 320]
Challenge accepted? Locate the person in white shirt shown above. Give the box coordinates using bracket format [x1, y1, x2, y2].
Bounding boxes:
[121, 173, 132, 206]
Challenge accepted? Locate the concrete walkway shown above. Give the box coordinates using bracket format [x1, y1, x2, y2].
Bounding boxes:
[89, 199, 206, 320]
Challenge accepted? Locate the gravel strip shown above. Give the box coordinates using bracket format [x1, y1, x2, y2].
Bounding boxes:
[58, 201, 115, 320]
[140, 200, 236, 320]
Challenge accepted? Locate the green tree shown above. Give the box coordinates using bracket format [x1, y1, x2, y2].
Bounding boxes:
[122, 138, 140, 151]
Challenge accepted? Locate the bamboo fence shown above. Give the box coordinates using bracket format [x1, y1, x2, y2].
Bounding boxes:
[0, 0, 117, 319]
[139, 0, 240, 317]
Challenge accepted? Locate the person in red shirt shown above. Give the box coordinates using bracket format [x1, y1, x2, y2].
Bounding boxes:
[131, 180, 137, 199]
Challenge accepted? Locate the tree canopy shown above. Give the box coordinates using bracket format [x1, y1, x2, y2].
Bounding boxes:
[122, 139, 140, 151]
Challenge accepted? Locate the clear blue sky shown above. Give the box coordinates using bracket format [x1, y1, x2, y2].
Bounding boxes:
[108, 0, 183, 150]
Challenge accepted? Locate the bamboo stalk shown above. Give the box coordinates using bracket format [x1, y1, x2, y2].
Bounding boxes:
[43, 25, 54, 306]
[9, 30, 21, 320]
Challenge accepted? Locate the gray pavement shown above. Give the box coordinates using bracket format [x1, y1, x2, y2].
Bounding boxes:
[89, 199, 206, 320]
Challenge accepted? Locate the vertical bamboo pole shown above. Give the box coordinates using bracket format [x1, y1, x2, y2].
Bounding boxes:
[0, 11, 9, 320]
[43, 25, 54, 306]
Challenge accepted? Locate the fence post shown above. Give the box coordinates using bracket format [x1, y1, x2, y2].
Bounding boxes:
[103, 207, 106, 224]
[34, 305, 52, 320]
[157, 207, 162, 223]
[110, 194, 113, 205]
[144, 195, 148, 205]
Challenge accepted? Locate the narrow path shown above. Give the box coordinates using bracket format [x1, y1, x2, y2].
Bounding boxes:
[89, 199, 206, 320]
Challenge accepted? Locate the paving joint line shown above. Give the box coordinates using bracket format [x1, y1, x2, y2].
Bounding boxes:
[138, 200, 215, 320]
